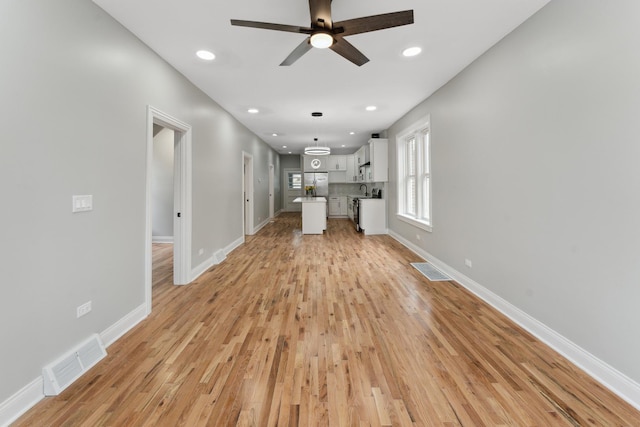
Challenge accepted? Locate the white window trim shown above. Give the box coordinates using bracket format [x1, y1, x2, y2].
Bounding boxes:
[396, 115, 432, 232]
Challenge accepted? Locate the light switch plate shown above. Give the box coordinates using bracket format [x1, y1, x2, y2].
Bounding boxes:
[72, 195, 93, 213]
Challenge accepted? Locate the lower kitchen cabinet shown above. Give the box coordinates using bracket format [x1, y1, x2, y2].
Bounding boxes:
[359, 199, 386, 235]
[328, 196, 348, 217]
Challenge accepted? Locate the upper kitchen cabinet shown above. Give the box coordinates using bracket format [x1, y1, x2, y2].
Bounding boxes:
[369, 138, 388, 182]
[355, 145, 370, 166]
[345, 155, 357, 182]
[327, 155, 347, 171]
[303, 155, 328, 172]
[327, 155, 347, 182]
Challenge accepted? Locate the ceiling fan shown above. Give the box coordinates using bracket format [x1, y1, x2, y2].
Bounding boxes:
[231, 0, 414, 66]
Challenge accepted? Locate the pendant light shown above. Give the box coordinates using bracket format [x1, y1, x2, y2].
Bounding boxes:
[305, 138, 330, 156]
[304, 112, 330, 156]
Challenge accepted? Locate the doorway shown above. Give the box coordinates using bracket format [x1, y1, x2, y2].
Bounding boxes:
[145, 106, 192, 315]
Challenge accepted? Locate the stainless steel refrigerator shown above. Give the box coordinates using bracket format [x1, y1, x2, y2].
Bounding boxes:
[303, 172, 328, 197]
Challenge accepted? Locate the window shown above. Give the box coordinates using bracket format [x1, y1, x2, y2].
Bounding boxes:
[397, 116, 431, 231]
[288, 171, 302, 190]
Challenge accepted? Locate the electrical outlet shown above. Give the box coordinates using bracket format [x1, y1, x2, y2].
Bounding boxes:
[72, 195, 93, 213]
[465, 259, 473, 268]
[416, 234, 421, 241]
[198, 248, 204, 256]
[77, 301, 92, 318]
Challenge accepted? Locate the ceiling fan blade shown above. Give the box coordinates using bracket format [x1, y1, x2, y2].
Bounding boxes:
[280, 38, 313, 66]
[309, 0, 332, 28]
[230, 19, 312, 34]
[330, 38, 369, 66]
[334, 10, 414, 37]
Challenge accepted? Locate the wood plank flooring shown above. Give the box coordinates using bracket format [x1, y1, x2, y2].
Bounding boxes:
[14, 213, 640, 426]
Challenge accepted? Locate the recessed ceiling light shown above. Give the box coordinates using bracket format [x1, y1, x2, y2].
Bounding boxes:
[366, 106, 377, 111]
[341, 144, 346, 147]
[402, 46, 422, 57]
[349, 131, 355, 135]
[282, 145, 287, 148]
[196, 50, 215, 61]
[272, 133, 278, 137]
[248, 108, 259, 114]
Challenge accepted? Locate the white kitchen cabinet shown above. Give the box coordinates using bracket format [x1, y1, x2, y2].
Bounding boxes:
[328, 196, 348, 217]
[303, 155, 328, 172]
[368, 138, 388, 182]
[327, 155, 347, 171]
[355, 145, 369, 166]
[359, 198, 386, 235]
[294, 197, 327, 234]
[328, 154, 347, 182]
[339, 196, 348, 215]
[328, 197, 340, 216]
[345, 155, 357, 182]
[358, 165, 367, 182]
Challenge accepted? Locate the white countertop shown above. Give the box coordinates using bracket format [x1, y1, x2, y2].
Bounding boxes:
[292, 196, 327, 203]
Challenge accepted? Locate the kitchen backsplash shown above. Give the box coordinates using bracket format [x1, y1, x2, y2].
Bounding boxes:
[329, 182, 384, 196]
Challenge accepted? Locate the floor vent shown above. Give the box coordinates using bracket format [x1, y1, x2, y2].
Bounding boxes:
[214, 249, 226, 264]
[42, 333, 107, 396]
[410, 262, 452, 282]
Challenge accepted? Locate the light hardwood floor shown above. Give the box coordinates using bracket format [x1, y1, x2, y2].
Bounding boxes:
[15, 213, 640, 426]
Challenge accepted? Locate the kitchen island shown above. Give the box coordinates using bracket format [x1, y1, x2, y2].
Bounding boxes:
[292, 196, 327, 234]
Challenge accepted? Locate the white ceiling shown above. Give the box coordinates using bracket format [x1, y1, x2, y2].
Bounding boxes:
[93, 0, 549, 155]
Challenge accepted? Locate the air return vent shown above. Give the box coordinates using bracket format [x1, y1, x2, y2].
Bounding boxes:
[42, 334, 106, 396]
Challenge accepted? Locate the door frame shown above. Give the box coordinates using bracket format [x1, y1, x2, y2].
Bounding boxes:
[268, 164, 275, 219]
[242, 152, 254, 235]
[145, 106, 192, 314]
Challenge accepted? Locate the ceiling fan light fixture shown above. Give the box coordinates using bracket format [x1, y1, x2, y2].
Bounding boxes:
[310, 32, 334, 49]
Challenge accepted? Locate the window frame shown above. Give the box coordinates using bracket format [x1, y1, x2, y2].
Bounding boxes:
[287, 171, 302, 190]
[396, 116, 432, 232]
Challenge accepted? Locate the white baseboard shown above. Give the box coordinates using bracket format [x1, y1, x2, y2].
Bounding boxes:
[225, 236, 244, 255]
[191, 254, 216, 282]
[190, 237, 244, 282]
[0, 377, 44, 427]
[0, 303, 147, 427]
[388, 230, 640, 412]
[100, 303, 148, 347]
[152, 236, 173, 244]
[253, 217, 271, 234]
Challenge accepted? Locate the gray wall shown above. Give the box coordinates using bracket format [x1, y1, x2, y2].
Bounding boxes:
[388, 0, 640, 384]
[152, 127, 174, 239]
[280, 154, 302, 171]
[0, 0, 280, 403]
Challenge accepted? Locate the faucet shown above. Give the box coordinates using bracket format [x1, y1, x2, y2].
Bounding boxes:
[359, 184, 368, 197]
